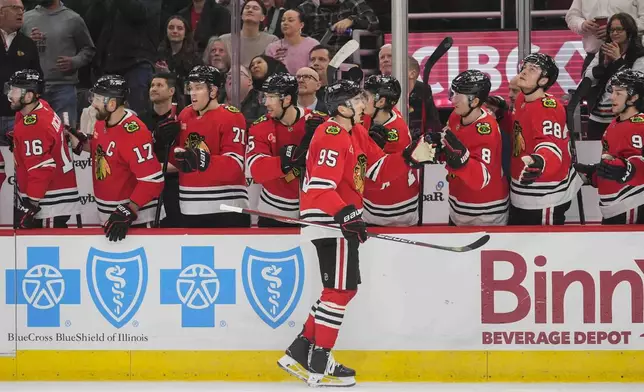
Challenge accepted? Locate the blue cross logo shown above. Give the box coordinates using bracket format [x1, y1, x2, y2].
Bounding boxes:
[5, 247, 81, 327]
[160, 246, 236, 327]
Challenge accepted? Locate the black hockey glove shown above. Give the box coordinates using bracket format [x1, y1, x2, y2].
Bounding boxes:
[334, 204, 368, 243]
[156, 118, 180, 148]
[403, 135, 437, 169]
[519, 154, 545, 185]
[485, 95, 508, 120]
[65, 125, 88, 155]
[103, 204, 137, 242]
[17, 198, 41, 229]
[174, 147, 210, 172]
[280, 144, 306, 174]
[597, 155, 635, 184]
[574, 163, 598, 186]
[305, 115, 325, 136]
[368, 124, 388, 149]
[441, 130, 470, 169]
[4, 130, 14, 153]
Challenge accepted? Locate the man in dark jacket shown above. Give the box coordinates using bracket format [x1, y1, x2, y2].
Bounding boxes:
[178, 0, 230, 55]
[0, 0, 42, 146]
[85, 0, 161, 116]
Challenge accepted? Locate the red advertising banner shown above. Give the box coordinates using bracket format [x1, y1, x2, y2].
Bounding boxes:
[385, 30, 586, 107]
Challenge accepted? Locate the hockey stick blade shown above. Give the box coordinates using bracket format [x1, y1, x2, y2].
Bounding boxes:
[220, 205, 490, 253]
[423, 36, 453, 86]
[326, 39, 360, 85]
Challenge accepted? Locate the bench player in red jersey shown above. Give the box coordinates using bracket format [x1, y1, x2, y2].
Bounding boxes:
[246, 72, 326, 227]
[510, 53, 582, 225]
[441, 70, 509, 225]
[6, 69, 81, 229]
[277, 80, 437, 387]
[361, 75, 420, 226]
[575, 69, 644, 224]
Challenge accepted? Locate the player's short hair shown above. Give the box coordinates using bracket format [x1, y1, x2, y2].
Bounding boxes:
[309, 44, 334, 59]
[151, 73, 177, 90]
[408, 55, 420, 74]
[243, 0, 267, 15]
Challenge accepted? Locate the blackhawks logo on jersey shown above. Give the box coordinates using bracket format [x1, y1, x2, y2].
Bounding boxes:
[387, 129, 399, 142]
[124, 121, 140, 133]
[253, 115, 268, 125]
[542, 97, 557, 108]
[602, 139, 609, 153]
[311, 110, 328, 117]
[353, 154, 368, 194]
[325, 125, 341, 135]
[185, 132, 211, 153]
[94, 145, 112, 181]
[225, 105, 241, 113]
[513, 120, 526, 157]
[23, 114, 37, 126]
[631, 115, 644, 123]
[476, 122, 492, 135]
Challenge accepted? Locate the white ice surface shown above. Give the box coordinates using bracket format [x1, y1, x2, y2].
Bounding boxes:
[0, 383, 644, 392]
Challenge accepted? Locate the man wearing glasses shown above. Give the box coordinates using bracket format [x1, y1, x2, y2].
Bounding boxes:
[295, 66, 327, 113]
[0, 0, 41, 146]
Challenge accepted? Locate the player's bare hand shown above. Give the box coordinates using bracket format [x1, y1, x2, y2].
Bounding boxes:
[519, 154, 544, 185]
[56, 56, 74, 72]
[332, 18, 354, 34]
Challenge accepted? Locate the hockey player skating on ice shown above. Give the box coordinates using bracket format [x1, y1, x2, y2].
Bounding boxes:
[246, 72, 326, 227]
[575, 69, 644, 224]
[6, 69, 81, 228]
[510, 53, 582, 225]
[277, 80, 436, 387]
[361, 75, 420, 226]
[441, 70, 509, 225]
[68, 75, 165, 241]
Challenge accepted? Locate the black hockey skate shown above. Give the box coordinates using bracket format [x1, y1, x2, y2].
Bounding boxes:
[277, 335, 313, 382]
[307, 346, 356, 387]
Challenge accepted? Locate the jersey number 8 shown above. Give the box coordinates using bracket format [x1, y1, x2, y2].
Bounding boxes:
[481, 148, 491, 164]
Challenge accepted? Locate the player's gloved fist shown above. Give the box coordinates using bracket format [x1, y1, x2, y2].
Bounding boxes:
[280, 144, 305, 174]
[5, 131, 14, 153]
[441, 130, 469, 169]
[519, 154, 545, 185]
[485, 95, 508, 120]
[597, 154, 635, 183]
[305, 116, 325, 136]
[368, 124, 388, 149]
[65, 125, 88, 155]
[103, 204, 137, 242]
[174, 147, 210, 172]
[156, 118, 180, 148]
[17, 198, 41, 229]
[403, 136, 437, 168]
[573, 163, 598, 186]
[333, 204, 368, 243]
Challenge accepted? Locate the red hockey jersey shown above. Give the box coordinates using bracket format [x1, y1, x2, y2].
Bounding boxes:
[446, 110, 509, 225]
[300, 119, 412, 239]
[510, 93, 582, 209]
[596, 113, 644, 219]
[13, 100, 80, 220]
[91, 111, 164, 225]
[174, 104, 248, 215]
[246, 108, 325, 217]
[362, 111, 420, 226]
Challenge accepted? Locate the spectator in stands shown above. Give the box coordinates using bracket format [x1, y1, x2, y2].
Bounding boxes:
[298, 0, 379, 52]
[265, 9, 319, 74]
[0, 0, 41, 146]
[224, 65, 265, 127]
[296, 66, 327, 112]
[178, 0, 231, 54]
[379, 44, 392, 75]
[585, 12, 644, 140]
[566, 0, 644, 76]
[85, 0, 161, 116]
[249, 54, 287, 90]
[204, 36, 231, 74]
[139, 73, 181, 228]
[262, 0, 284, 38]
[22, 0, 94, 128]
[156, 15, 202, 107]
[308, 44, 332, 98]
[220, 0, 278, 68]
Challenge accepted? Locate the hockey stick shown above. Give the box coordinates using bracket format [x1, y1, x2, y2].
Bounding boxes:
[153, 103, 178, 228]
[220, 204, 490, 252]
[566, 77, 591, 225]
[319, 27, 334, 46]
[418, 36, 453, 226]
[63, 112, 83, 228]
[326, 39, 360, 86]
